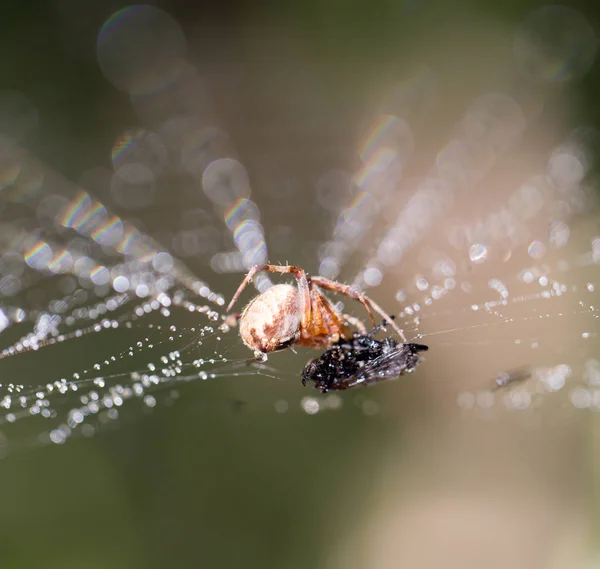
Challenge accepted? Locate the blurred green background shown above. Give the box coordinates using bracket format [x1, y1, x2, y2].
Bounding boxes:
[1, 1, 600, 568]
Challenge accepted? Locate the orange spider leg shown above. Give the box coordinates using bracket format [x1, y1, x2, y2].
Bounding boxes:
[227, 264, 312, 331]
[307, 283, 354, 342]
[226, 265, 264, 312]
[310, 276, 376, 324]
[311, 276, 406, 342]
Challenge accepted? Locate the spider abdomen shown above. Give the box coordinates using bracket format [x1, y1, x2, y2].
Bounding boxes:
[239, 284, 302, 353]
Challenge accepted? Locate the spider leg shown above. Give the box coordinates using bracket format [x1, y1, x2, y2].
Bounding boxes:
[363, 296, 407, 342]
[342, 314, 367, 335]
[311, 276, 376, 324]
[311, 276, 407, 342]
[226, 265, 264, 312]
[227, 264, 311, 330]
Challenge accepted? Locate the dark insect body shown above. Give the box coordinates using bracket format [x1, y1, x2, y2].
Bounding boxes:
[493, 367, 531, 389]
[302, 332, 428, 393]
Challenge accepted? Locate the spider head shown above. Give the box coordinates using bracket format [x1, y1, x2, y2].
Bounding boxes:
[238, 284, 302, 354]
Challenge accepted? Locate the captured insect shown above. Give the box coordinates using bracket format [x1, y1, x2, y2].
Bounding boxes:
[493, 367, 532, 390]
[227, 264, 405, 359]
[302, 326, 429, 392]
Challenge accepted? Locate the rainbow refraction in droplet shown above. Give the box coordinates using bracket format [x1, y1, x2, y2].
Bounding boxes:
[232, 219, 267, 265]
[224, 198, 260, 231]
[233, 219, 262, 247]
[91, 215, 124, 246]
[24, 241, 53, 270]
[116, 225, 142, 255]
[336, 191, 373, 229]
[58, 191, 89, 227]
[353, 157, 389, 190]
[79, 202, 108, 233]
[90, 265, 110, 285]
[47, 249, 73, 274]
[111, 128, 142, 168]
[359, 115, 412, 170]
[111, 128, 167, 173]
[59, 191, 107, 232]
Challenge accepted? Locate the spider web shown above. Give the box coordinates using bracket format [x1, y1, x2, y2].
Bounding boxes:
[0, 5, 599, 460]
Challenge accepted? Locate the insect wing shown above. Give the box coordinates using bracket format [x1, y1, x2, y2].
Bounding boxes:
[341, 343, 427, 389]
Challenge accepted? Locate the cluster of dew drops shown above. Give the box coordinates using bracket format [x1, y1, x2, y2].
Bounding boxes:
[0, 289, 243, 455]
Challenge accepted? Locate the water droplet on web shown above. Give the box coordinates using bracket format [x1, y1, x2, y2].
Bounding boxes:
[301, 397, 320, 415]
[528, 240, 545, 259]
[469, 244, 487, 263]
[143, 395, 156, 408]
[254, 351, 268, 363]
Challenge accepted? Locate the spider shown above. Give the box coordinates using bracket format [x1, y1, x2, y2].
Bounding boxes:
[302, 325, 428, 392]
[227, 264, 405, 358]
